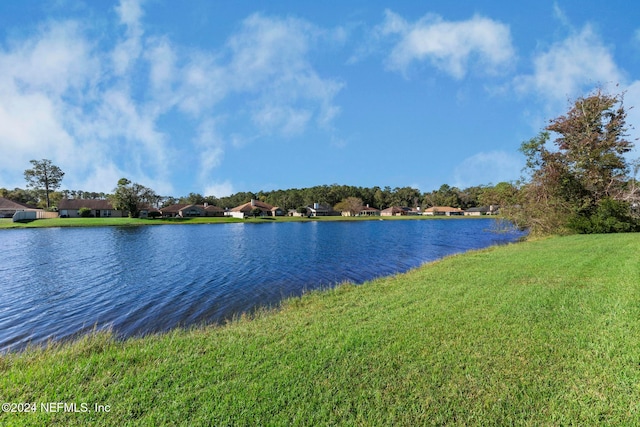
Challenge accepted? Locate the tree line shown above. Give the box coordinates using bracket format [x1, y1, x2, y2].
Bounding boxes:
[1, 179, 508, 213]
[170, 183, 506, 212]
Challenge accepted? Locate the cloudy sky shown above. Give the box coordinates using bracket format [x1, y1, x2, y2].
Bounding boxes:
[1, 0, 639, 197]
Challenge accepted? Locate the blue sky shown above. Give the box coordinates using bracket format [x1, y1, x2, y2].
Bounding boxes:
[1, 0, 639, 197]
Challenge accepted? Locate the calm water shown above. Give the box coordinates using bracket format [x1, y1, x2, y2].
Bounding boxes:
[0, 219, 523, 352]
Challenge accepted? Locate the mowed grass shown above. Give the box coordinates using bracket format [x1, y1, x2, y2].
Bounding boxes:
[1, 233, 639, 425]
[0, 216, 243, 228]
[0, 214, 471, 229]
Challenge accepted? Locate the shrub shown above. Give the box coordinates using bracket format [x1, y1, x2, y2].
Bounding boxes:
[568, 198, 639, 233]
[78, 207, 92, 217]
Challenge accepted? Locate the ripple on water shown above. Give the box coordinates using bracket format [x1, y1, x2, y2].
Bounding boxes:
[0, 220, 525, 351]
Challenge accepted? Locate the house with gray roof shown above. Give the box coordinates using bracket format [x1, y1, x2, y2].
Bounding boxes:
[58, 199, 126, 218]
[0, 197, 43, 218]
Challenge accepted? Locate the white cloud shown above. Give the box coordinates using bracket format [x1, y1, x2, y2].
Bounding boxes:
[177, 54, 227, 117]
[0, 2, 343, 195]
[0, 21, 96, 186]
[378, 10, 515, 79]
[0, 4, 171, 194]
[453, 151, 523, 188]
[251, 104, 312, 137]
[194, 119, 225, 181]
[552, 2, 571, 29]
[225, 13, 344, 136]
[1, 21, 98, 96]
[514, 25, 624, 101]
[145, 37, 177, 93]
[204, 181, 235, 198]
[112, 0, 144, 75]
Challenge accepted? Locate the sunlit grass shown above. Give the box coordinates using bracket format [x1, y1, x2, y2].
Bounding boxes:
[0, 216, 241, 228]
[1, 233, 638, 425]
[0, 214, 477, 229]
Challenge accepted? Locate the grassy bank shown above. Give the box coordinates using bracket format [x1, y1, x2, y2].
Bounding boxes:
[1, 234, 639, 425]
[0, 216, 243, 229]
[0, 214, 477, 229]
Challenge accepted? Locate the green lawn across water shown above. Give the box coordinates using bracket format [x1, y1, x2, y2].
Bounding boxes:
[0, 216, 243, 228]
[0, 214, 473, 229]
[1, 233, 639, 425]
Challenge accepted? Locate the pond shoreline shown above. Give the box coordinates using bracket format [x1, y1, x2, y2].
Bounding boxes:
[0, 219, 523, 353]
[0, 214, 495, 229]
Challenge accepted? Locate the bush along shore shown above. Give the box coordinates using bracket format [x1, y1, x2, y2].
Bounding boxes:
[1, 233, 639, 425]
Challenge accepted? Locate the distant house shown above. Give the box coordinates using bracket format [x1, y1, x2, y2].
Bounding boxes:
[227, 199, 282, 218]
[138, 206, 162, 218]
[423, 206, 464, 216]
[380, 206, 406, 216]
[0, 197, 43, 219]
[161, 203, 225, 218]
[342, 204, 380, 217]
[205, 204, 226, 217]
[359, 205, 380, 216]
[160, 204, 189, 217]
[288, 209, 304, 217]
[464, 206, 499, 216]
[307, 203, 338, 217]
[58, 199, 126, 218]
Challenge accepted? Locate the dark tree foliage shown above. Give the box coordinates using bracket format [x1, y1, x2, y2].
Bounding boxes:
[78, 207, 92, 218]
[250, 207, 262, 218]
[513, 89, 638, 235]
[200, 183, 498, 213]
[23, 159, 65, 208]
[110, 178, 158, 218]
[0, 187, 39, 205]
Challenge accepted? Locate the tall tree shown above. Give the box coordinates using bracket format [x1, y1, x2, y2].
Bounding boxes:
[23, 159, 64, 208]
[110, 178, 157, 218]
[514, 89, 637, 234]
[546, 89, 632, 202]
[334, 197, 363, 216]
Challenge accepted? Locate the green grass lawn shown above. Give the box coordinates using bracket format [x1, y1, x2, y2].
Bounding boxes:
[0, 214, 473, 229]
[1, 233, 639, 425]
[0, 216, 243, 229]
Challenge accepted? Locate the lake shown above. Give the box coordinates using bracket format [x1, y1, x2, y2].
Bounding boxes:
[0, 219, 524, 352]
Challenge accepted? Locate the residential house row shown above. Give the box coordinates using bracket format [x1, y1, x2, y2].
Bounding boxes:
[2, 197, 499, 221]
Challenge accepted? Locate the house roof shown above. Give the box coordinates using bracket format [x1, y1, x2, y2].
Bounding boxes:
[0, 197, 39, 210]
[179, 204, 206, 212]
[161, 203, 224, 214]
[229, 200, 275, 212]
[424, 206, 464, 213]
[359, 205, 380, 212]
[161, 203, 190, 213]
[465, 206, 490, 213]
[205, 204, 224, 212]
[58, 199, 114, 210]
[381, 206, 405, 214]
[308, 203, 332, 211]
